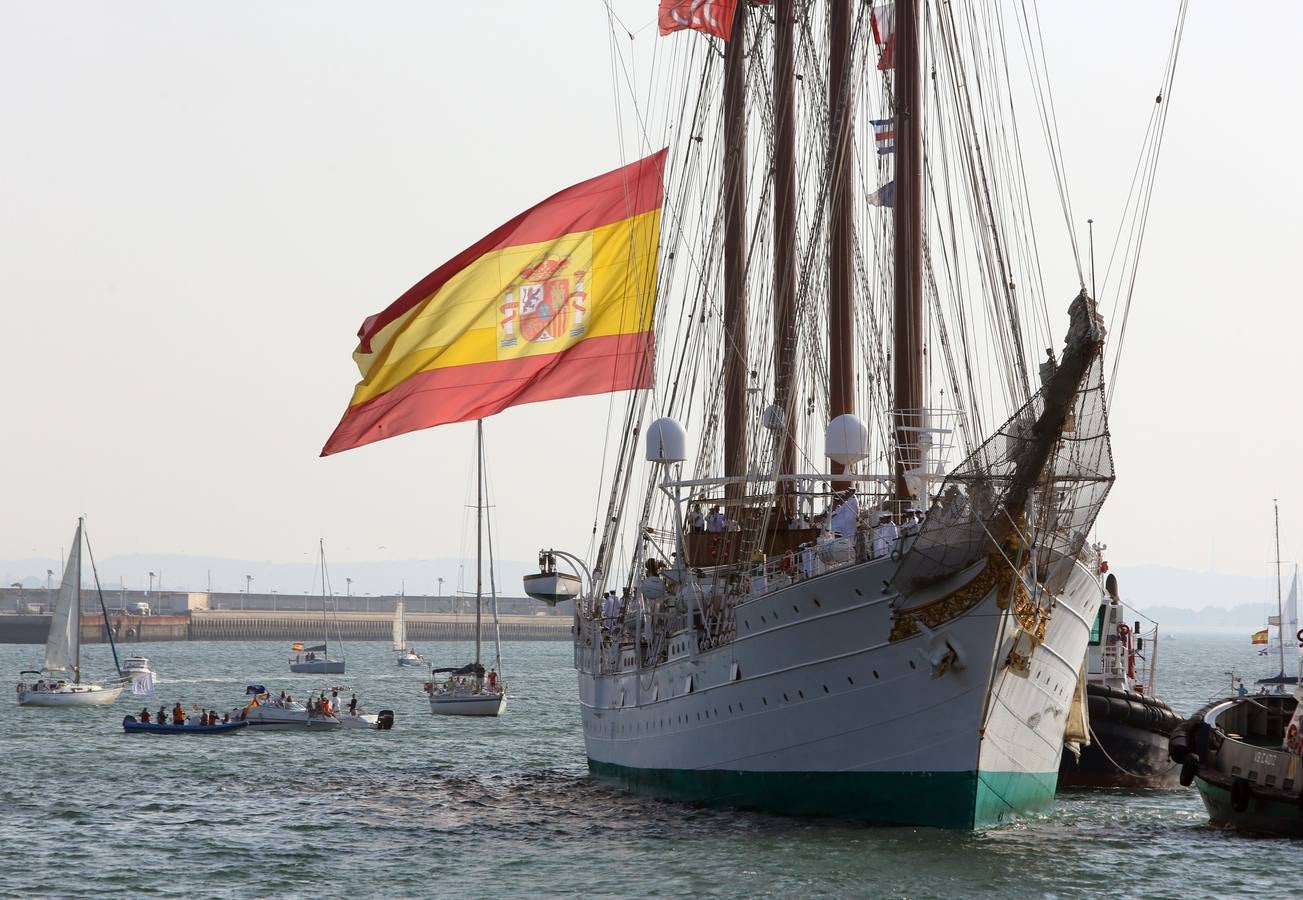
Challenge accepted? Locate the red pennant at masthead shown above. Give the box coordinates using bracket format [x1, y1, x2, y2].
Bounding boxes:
[658, 0, 739, 40]
[872, 3, 896, 71]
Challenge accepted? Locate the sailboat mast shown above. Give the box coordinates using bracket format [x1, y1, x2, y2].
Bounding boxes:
[828, 0, 855, 489]
[475, 419, 484, 672]
[320, 538, 328, 659]
[72, 520, 81, 682]
[1275, 498, 1285, 677]
[722, 2, 749, 503]
[893, 0, 925, 503]
[772, 0, 798, 511]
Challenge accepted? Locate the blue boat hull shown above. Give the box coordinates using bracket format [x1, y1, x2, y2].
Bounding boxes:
[122, 716, 247, 735]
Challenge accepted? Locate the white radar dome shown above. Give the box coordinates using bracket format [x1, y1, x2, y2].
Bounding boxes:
[825, 414, 869, 466]
[645, 417, 687, 464]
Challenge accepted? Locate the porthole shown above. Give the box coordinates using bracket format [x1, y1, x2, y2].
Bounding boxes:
[909, 660, 916, 670]
[854, 588, 863, 597]
[847, 676, 855, 685]
[822, 684, 829, 694]
[762, 697, 768, 706]
[793, 605, 799, 614]
[797, 690, 804, 699]
[783, 693, 789, 702]
[812, 597, 822, 607]
[873, 670, 879, 679]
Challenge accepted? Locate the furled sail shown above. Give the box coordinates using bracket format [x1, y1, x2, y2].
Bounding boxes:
[42, 522, 82, 675]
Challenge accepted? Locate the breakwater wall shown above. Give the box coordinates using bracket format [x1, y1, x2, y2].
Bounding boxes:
[0, 611, 572, 644]
[190, 611, 570, 642]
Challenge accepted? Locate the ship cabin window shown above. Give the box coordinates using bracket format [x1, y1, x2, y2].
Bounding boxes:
[1088, 606, 1105, 646]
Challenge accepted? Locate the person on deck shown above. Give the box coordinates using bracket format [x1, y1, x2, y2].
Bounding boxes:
[829, 489, 858, 537]
[349, 694, 358, 716]
[800, 543, 816, 580]
[139, 708, 151, 724]
[172, 702, 186, 726]
[873, 513, 899, 559]
[688, 504, 705, 533]
[487, 670, 498, 691]
[705, 506, 726, 533]
[221, 712, 230, 724]
[157, 705, 168, 724]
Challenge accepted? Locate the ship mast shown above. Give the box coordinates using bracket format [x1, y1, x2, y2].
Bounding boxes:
[722, 0, 749, 503]
[475, 419, 484, 677]
[772, 0, 797, 513]
[828, 0, 855, 489]
[893, 0, 924, 503]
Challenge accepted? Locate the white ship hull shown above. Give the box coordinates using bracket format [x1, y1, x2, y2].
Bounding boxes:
[578, 555, 1100, 828]
[17, 682, 124, 707]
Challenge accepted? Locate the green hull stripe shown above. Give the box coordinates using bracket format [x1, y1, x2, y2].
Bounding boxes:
[588, 760, 1058, 830]
[1196, 779, 1303, 837]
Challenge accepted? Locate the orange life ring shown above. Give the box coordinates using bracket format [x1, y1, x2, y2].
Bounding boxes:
[1116, 623, 1131, 640]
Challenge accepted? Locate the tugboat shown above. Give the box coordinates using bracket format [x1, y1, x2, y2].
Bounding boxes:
[1058, 573, 1181, 789]
[1169, 689, 1302, 836]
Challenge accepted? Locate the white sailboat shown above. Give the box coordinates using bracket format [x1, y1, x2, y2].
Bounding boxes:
[289, 540, 345, 675]
[16, 518, 125, 707]
[425, 422, 506, 717]
[393, 593, 424, 667]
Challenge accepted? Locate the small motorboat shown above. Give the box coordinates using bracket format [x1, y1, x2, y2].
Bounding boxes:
[232, 686, 341, 730]
[121, 657, 158, 682]
[123, 715, 247, 735]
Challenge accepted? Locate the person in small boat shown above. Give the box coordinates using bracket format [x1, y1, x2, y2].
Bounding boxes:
[157, 705, 168, 724]
[331, 689, 340, 710]
[348, 694, 358, 716]
[221, 712, 230, 724]
[172, 702, 186, 725]
[139, 708, 151, 724]
[487, 669, 498, 691]
[321, 693, 333, 716]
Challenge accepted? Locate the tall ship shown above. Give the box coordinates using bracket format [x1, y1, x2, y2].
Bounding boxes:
[316, 1, 1172, 830]
[518, 0, 1156, 829]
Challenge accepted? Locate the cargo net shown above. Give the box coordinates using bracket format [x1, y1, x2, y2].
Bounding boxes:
[890, 354, 1114, 599]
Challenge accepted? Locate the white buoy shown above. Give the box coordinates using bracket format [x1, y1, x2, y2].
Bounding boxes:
[645, 417, 687, 463]
[825, 414, 869, 466]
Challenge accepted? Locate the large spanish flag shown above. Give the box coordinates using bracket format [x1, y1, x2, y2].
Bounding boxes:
[322, 150, 666, 456]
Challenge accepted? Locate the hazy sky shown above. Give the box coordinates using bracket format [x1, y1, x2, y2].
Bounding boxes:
[3, 2, 1300, 592]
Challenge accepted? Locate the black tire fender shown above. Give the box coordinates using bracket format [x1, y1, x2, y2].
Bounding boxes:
[1230, 777, 1252, 812]
[1178, 754, 1199, 787]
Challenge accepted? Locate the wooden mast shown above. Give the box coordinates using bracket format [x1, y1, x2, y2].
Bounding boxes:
[893, 0, 924, 503]
[723, 1, 749, 503]
[828, 0, 855, 489]
[773, 0, 797, 513]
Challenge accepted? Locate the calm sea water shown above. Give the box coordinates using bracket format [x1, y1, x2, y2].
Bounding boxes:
[0, 631, 1296, 899]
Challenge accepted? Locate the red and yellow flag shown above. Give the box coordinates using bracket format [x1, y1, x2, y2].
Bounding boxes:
[1252, 628, 1270, 645]
[322, 150, 666, 456]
